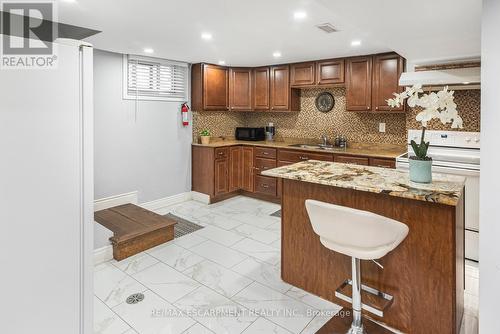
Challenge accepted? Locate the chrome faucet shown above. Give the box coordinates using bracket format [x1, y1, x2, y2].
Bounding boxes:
[320, 134, 329, 146]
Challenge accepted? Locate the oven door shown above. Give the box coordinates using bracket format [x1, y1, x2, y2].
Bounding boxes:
[397, 160, 480, 261]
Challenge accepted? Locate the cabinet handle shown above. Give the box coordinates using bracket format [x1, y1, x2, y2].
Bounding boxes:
[375, 107, 379, 110]
[300, 156, 309, 160]
[262, 184, 269, 188]
[366, 106, 370, 110]
[263, 152, 269, 155]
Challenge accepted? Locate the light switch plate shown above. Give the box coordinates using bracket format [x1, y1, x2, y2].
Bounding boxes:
[379, 122, 386, 133]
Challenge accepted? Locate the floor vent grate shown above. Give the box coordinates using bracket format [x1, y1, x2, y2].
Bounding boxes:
[126, 293, 145, 304]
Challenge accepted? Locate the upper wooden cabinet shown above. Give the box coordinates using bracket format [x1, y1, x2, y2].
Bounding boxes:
[372, 53, 405, 112]
[346, 56, 373, 111]
[270, 65, 300, 111]
[253, 67, 270, 110]
[346, 53, 405, 112]
[229, 68, 253, 111]
[290, 62, 315, 86]
[316, 59, 345, 85]
[191, 63, 229, 111]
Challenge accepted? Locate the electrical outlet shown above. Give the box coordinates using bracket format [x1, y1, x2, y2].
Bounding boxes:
[379, 122, 386, 133]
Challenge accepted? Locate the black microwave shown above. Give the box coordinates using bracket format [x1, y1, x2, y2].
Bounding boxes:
[235, 127, 266, 141]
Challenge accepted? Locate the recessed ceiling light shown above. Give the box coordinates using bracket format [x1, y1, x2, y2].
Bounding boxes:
[462, 81, 470, 85]
[218, 60, 226, 65]
[293, 11, 307, 20]
[351, 40, 362, 46]
[143, 48, 154, 54]
[273, 51, 282, 58]
[201, 32, 213, 40]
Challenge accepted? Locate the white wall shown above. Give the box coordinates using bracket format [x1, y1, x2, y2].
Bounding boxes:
[480, 1, 500, 332]
[93, 49, 192, 249]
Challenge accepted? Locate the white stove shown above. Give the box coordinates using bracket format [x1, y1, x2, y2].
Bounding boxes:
[396, 130, 480, 261]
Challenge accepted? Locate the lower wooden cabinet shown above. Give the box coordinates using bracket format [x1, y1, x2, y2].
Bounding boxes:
[241, 146, 254, 192]
[214, 158, 229, 196]
[192, 145, 397, 202]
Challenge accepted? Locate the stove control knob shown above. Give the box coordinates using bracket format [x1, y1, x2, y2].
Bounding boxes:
[465, 137, 471, 142]
[474, 138, 480, 143]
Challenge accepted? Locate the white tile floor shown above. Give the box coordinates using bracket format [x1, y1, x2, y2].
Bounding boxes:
[94, 196, 479, 334]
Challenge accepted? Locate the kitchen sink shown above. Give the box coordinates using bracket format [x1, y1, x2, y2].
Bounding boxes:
[288, 143, 342, 151]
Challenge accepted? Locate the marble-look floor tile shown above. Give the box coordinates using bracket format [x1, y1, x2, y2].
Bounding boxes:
[174, 233, 208, 249]
[231, 258, 291, 294]
[241, 317, 291, 334]
[132, 263, 200, 303]
[182, 323, 215, 334]
[231, 238, 280, 266]
[230, 212, 279, 229]
[264, 222, 281, 234]
[196, 213, 244, 230]
[170, 201, 213, 220]
[183, 260, 253, 298]
[299, 315, 333, 334]
[149, 243, 205, 272]
[285, 287, 341, 312]
[113, 290, 195, 334]
[94, 296, 131, 334]
[190, 240, 248, 268]
[122, 329, 138, 334]
[193, 225, 245, 247]
[270, 239, 281, 250]
[112, 253, 159, 275]
[233, 282, 315, 334]
[232, 224, 279, 245]
[174, 286, 257, 334]
[94, 262, 147, 308]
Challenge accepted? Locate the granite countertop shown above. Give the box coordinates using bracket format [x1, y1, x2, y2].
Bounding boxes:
[192, 138, 406, 159]
[262, 160, 465, 206]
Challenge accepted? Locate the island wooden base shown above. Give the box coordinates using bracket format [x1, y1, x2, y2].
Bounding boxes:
[281, 179, 464, 333]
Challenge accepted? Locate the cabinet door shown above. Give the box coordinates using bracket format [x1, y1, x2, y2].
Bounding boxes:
[229, 147, 242, 192]
[270, 65, 290, 111]
[241, 146, 254, 192]
[372, 53, 405, 112]
[316, 59, 344, 85]
[214, 159, 229, 196]
[290, 62, 315, 87]
[253, 67, 270, 110]
[346, 57, 372, 111]
[203, 64, 229, 110]
[229, 68, 252, 111]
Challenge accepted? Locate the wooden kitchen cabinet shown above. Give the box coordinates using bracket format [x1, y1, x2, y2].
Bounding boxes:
[372, 53, 405, 112]
[214, 158, 229, 196]
[191, 63, 229, 111]
[229, 146, 242, 192]
[290, 62, 316, 87]
[241, 146, 254, 192]
[316, 59, 345, 85]
[229, 68, 253, 111]
[253, 67, 270, 110]
[270, 65, 300, 111]
[346, 56, 373, 111]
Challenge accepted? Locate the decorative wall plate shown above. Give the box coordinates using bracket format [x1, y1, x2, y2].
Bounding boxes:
[315, 92, 335, 113]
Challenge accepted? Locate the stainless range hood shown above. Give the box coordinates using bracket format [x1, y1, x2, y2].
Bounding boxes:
[399, 66, 481, 90]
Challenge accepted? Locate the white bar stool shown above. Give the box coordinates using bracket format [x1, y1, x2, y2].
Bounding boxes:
[305, 199, 409, 334]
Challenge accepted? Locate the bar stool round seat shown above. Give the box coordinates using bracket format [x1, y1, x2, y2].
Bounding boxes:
[305, 199, 409, 334]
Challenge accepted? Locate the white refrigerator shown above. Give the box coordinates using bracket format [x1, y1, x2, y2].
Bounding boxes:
[0, 39, 94, 334]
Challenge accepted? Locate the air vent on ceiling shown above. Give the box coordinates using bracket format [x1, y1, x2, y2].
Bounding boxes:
[316, 23, 338, 33]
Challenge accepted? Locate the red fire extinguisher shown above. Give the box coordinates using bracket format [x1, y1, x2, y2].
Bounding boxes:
[181, 102, 189, 126]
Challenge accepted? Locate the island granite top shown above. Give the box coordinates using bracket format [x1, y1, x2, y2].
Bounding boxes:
[262, 160, 465, 206]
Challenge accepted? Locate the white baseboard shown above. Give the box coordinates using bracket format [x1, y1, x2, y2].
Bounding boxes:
[94, 245, 113, 265]
[140, 191, 193, 215]
[94, 191, 138, 211]
[191, 191, 210, 204]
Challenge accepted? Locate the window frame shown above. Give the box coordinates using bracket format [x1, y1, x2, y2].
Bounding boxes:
[122, 54, 189, 102]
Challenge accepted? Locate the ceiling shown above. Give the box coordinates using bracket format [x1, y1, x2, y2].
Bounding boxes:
[58, 0, 482, 67]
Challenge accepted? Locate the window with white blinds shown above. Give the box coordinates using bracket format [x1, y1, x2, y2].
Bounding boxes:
[123, 55, 188, 101]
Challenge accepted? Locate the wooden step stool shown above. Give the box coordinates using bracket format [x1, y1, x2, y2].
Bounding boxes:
[94, 204, 177, 261]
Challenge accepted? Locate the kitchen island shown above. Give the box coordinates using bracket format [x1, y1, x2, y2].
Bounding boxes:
[262, 160, 465, 333]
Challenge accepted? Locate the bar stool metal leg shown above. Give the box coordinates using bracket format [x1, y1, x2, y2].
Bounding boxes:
[348, 257, 366, 334]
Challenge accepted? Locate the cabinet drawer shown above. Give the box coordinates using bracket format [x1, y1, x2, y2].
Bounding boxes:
[278, 160, 294, 167]
[278, 149, 333, 163]
[369, 158, 396, 169]
[335, 155, 369, 166]
[254, 175, 277, 196]
[255, 157, 276, 175]
[215, 147, 229, 159]
[255, 147, 277, 159]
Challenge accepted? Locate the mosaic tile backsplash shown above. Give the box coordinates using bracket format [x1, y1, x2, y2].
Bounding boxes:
[193, 88, 480, 145]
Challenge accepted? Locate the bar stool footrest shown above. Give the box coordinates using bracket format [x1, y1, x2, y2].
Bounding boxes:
[335, 279, 394, 318]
